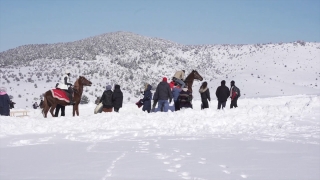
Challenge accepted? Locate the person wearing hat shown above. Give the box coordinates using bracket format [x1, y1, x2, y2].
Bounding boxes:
[100, 84, 114, 112]
[230, 80, 240, 108]
[215, 80, 230, 109]
[172, 70, 186, 89]
[58, 70, 75, 105]
[0, 87, 10, 116]
[153, 77, 173, 112]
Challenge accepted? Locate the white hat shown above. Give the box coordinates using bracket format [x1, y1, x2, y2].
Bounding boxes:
[65, 70, 70, 74]
[0, 87, 7, 92]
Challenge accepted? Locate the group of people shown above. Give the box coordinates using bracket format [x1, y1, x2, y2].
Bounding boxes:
[96, 84, 124, 113]
[1, 69, 241, 117]
[136, 70, 241, 113]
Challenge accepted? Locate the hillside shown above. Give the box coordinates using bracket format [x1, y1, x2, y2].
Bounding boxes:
[0, 32, 319, 108]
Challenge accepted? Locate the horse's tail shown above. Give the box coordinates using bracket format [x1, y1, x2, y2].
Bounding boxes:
[43, 91, 51, 109]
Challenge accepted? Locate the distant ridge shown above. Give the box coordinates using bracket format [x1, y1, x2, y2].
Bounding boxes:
[0, 31, 179, 66]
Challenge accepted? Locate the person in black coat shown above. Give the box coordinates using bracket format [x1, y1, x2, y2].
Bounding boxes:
[153, 77, 173, 112]
[178, 86, 193, 109]
[0, 87, 10, 116]
[215, 80, 230, 109]
[199, 81, 211, 109]
[142, 84, 152, 113]
[112, 84, 123, 112]
[100, 84, 114, 112]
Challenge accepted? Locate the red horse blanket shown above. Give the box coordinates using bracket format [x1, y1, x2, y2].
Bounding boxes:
[51, 89, 70, 103]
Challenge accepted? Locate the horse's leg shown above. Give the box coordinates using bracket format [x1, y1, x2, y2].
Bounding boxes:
[73, 104, 79, 116]
[43, 106, 50, 118]
[76, 104, 79, 116]
[50, 104, 57, 117]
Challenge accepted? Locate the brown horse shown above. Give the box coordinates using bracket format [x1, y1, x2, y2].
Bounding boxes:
[42, 76, 92, 118]
[184, 70, 203, 93]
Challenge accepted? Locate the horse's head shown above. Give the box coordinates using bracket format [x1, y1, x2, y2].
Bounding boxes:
[192, 70, 203, 81]
[79, 76, 92, 86]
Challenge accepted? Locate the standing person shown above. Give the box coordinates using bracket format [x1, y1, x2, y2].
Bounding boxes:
[54, 83, 65, 117]
[100, 84, 114, 112]
[58, 70, 75, 105]
[178, 86, 193, 109]
[153, 77, 173, 112]
[172, 84, 182, 111]
[0, 87, 10, 116]
[142, 83, 153, 113]
[230, 80, 241, 108]
[215, 80, 230, 109]
[33, 102, 39, 109]
[199, 82, 211, 109]
[9, 100, 16, 109]
[172, 70, 186, 89]
[112, 84, 123, 113]
[55, 104, 65, 117]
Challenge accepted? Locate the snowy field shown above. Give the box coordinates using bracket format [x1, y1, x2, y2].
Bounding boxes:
[1, 95, 319, 180]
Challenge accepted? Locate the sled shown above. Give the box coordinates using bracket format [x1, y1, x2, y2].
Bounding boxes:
[94, 102, 103, 114]
[135, 99, 143, 108]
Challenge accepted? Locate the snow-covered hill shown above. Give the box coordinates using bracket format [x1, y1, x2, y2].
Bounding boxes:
[0, 32, 319, 108]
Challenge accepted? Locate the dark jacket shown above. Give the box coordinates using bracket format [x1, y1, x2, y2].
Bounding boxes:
[199, 87, 211, 101]
[178, 89, 192, 108]
[100, 90, 113, 108]
[230, 85, 241, 98]
[142, 84, 153, 111]
[112, 85, 123, 108]
[0, 93, 10, 116]
[153, 81, 173, 101]
[216, 85, 230, 102]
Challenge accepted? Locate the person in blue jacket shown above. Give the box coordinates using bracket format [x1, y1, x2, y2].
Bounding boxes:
[172, 84, 182, 111]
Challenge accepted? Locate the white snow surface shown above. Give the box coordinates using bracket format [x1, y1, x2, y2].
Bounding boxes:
[1, 95, 320, 180]
[1, 39, 320, 179]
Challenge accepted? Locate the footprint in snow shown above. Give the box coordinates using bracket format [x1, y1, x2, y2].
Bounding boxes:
[167, 169, 177, 173]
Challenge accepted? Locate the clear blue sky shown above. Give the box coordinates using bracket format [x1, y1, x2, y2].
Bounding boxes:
[0, 0, 319, 52]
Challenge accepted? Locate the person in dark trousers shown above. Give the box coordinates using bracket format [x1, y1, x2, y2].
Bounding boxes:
[142, 83, 153, 113]
[199, 81, 211, 109]
[55, 104, 65, 117]
[178, 86, 193, 109]
[112, 84, 123, 112]
[172, 84, 182, 111]
[153, 77, 173, 112]
[100, 84, 114, 112]
[172, 70, 186, 89]
[0, 87, 10, 116]
[230, 80, 241, 108]
[215, 80, 230, 109]
[53, 83, 65, 117]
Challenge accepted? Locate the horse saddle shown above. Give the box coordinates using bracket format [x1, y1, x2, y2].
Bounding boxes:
[51, 89, 71, 103]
